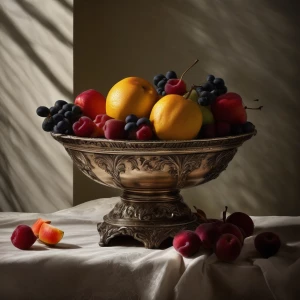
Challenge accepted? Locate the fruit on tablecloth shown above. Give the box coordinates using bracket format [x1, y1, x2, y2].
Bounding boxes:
[173, 230, 202, 257]
[219, 223, 244, 245]
[195, 222, 222, 250]
[32, 218, 51, 237]
[11, 225, 37, 250]
[254, 232, 281, 258]
[226, 211, 254, 238]
[215, 233, 242, 262]
[103, 119, 127, 140]
[38, 223, 64, 245]
[106, 77, 157, 121]
[75, 89, 106, 120]
[150, 94, 202, 140]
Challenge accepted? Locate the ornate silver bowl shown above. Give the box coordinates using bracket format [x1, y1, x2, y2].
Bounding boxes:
[51, 131, 256, 248]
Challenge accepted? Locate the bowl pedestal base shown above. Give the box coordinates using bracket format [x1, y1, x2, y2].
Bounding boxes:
[97, 189, 199, 249]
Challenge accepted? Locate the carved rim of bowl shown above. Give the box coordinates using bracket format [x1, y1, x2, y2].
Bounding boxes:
[51, 130, 257, 155]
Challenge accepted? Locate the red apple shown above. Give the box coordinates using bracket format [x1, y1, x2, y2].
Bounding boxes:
[211, 93, 247, 125]
[215, 233, 242, 262]
[75, 89, 106, 120]
[254, 232, 281, 258]
[173, 230, 202, 257]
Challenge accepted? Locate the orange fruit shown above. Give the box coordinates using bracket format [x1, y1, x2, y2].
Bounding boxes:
[150, 95, 203, 140]
[106, 77, 158, 121]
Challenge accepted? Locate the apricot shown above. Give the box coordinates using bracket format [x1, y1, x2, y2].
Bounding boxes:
[31, 218, 51, 237]
[38, 223, 64, 245]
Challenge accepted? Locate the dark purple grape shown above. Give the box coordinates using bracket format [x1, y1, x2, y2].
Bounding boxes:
[156, 88, 164, 95]
[137, 117, 151, 127]
[161, 91, 166, 96]
[58, 109, 66, 115]
[211, 90, 220, 98]
[157, 79, 167, 88]
[195, 86, 204, 95]
[125, 114, 138, 124]
[55, 100, 68, 108]
[72, 105, 82, 115]
[62, 103, 74, 112]
[231, 124, 243, 135]
[49, 106, 60, 116]
[125, 122, 138, 132]
[36, 106, 50, 117]
[202, 82, 214, 91]
[153, 74, 166, 86]
[200, 91, 210, 97]
[166, 71, 177, 80]
[210, 92, 217, 102]
[65, 128, 74, 135]
[207, 75, 215, 82]
[64, 111, 74, 121]
[52, 113, 64, 124]
[42, 117, 54, 132]
[198, 97, 210, 106]
[217, 86, 228, 95]
[213, 78, 225, 88]
[57, 120, 70, 132]
[242, 122, 255, 133]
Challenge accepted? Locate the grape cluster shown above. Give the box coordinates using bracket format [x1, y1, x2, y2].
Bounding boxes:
[153, 71, 177, 96]
[124, 114, 153, 140]
[36, 100, 82, 134]
[231, 121, 255, 135]
[196, 75, 227, 106]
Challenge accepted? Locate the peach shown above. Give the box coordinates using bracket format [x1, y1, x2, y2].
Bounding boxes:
[31, 218, 51, 237]
[38, 223, 64, 245]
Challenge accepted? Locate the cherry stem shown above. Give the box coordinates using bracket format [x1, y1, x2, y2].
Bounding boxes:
[180, 59, 199, 80]
[222, 206, 228, 222]
[244, 105, 263, 110]
[186, 84, 196, 100]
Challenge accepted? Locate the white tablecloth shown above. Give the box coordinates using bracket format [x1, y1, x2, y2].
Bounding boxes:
[0, 197, 299, 300]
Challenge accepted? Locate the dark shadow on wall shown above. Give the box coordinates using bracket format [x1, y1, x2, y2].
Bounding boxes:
[0, 3, 73, 212]
[0, 9, 72, 99]
[16, 0, 73, 49]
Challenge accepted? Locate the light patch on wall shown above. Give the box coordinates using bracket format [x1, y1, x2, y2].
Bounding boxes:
[0, 0, 73, 212]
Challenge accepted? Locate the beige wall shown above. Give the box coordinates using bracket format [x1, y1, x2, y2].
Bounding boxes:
[74, 0, 300, 217]
[0, 0, 73, 212]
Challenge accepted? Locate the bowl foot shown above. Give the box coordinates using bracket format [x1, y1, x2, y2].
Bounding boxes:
[97, 219, 198, 249]
[97, 190, 199, 249]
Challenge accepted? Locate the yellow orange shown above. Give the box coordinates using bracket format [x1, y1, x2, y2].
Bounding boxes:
[150, 95, 203, 140]
[106, 77, 158, 121]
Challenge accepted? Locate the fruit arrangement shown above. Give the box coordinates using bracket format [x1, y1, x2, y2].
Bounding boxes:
[173, 206, 281, 261]
[36, 60, 260, 140]
[11, 218, 64, 250]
